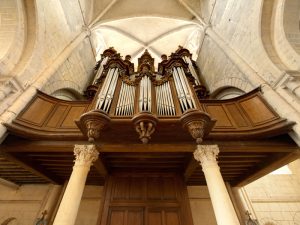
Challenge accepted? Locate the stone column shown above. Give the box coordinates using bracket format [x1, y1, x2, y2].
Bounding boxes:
[194, 145, 240, 225]
[53, 144, 99, 225]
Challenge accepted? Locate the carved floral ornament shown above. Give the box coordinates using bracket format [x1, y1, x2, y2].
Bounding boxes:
[193, 145, 220, 165]
[180, 109, 216, 144]
[76, 110, 111, 142]
[74, 144, 99, 166]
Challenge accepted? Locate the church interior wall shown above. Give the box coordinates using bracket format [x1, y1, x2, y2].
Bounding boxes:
[244, 159, 300, 225]
[41, 38, 95, 96]
[196, 35, 253, 94]
[0, 0, 300, 224]
[210, 0, 283, 86]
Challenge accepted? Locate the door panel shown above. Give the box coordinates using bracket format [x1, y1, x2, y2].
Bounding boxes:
[108, 208, 144, 225]
[100, 173, 193, 225]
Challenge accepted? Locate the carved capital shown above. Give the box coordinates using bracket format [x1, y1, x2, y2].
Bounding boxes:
[194, 145, 219, 168]
[180, 109, 215, 144]
[74, 144, 99, 166]
[76, 110, 111, 142]
[132, 112, 158, 144]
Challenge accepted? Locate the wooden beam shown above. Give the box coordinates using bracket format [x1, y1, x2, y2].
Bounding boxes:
[93, 158, 108, 176]
[184, 157, 199, 182]
[0, 151, 61, 184]
[234, 151, 300, 187]
[2, 139, 298, 153]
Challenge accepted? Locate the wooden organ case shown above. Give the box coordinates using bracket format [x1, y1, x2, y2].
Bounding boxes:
[2, 47, 300, 225]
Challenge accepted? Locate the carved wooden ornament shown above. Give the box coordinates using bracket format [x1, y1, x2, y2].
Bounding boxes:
[180, 109, 216, 144]
[76, 110, 111, 142]
[132, 112, 158, 144]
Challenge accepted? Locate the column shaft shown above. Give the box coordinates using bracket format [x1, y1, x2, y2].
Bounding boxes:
[53, 145, 98, 225]
[194, 145, 240, 225]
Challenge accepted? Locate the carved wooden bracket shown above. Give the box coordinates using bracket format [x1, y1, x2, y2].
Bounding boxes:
[76, 110, 111, 142]
[180, 109, 216, 144]
[132, 112, 158, 144]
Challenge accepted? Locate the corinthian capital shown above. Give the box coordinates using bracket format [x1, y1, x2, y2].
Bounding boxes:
[193, 145, 219, 167]
[74, 144, 99, 166]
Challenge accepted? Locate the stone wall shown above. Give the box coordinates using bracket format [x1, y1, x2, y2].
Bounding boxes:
[42, 38, 95, 96]
[0, 184, 60, 225]
[188, 186, 217, 225]
[245, 159, 300, 225]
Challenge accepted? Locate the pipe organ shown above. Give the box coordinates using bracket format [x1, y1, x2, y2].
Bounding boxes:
[89, 47, 205, 118]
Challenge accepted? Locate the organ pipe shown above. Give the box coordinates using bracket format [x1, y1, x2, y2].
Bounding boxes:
[183, 56, 201, 86]
[115, 82, 136, 116]
[96, 67, 119, 112]
[92, 57, 109, 84]
[139, 76, 152, 112]
[156, 81, 175, 116]
[172, 67, 195, 112]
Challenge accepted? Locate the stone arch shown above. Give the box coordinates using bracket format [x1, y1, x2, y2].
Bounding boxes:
[0, 0, 25, 75]
[209, 77, 252, 95]
[261, 0, 300, 70]
[52, 88, 83, 101]
[0, 0, 38, 77]
[210, 86, 246, 100]
[42, 80, 83, 97]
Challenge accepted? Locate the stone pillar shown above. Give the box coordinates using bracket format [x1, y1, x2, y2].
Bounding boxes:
[53, 144, 99, 225]
[194, 145, 240, 225]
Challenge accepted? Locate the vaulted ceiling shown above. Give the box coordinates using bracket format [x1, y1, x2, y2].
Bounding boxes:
[79, 0, 205, 67]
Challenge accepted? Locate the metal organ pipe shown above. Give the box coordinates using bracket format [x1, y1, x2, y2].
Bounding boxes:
[139, 76, 152, 112]
[92, 57, 109, 84]
[155, 81, 175, 116]
[183, 56, 201, 85]
[96, 67, 119, 112]
[172, 67, 195, 112]
[115, 82, 136, 116]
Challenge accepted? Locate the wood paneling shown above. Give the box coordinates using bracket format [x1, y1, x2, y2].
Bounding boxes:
[100, 174, 192, 225]
[21, 98, 54, 126]
[46, 105, 68, 128]
[205, 105, 233, 128]
[60, 106, 86, 128]
[107, 208, 144, 225]
[240, 96, 276, 125]
[4, 88, 295, 141]
[226, 103, 249, 127]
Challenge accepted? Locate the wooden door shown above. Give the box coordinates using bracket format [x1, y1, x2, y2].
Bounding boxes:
[99, 173, 193, 225]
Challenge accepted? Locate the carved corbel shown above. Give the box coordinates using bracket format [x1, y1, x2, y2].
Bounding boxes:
[180, 109, 216, 144]
[132, 112, 158, 144]
[76, 110, 111, 142]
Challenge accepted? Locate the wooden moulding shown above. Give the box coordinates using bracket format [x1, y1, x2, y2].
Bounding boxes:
[75, 110, 111, 142]
[180, 109, 216, 144]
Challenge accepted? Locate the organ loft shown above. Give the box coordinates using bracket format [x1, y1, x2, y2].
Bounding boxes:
[1, 46, 299, 225]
